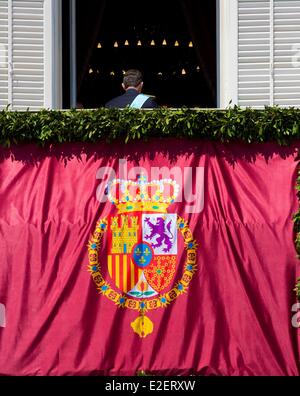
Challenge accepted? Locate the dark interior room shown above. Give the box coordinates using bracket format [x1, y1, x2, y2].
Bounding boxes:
[63, 0, 216, 108]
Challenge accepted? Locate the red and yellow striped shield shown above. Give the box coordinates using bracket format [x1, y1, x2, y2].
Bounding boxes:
[107, 254, 143, 294]
[107, 213, 144, 294]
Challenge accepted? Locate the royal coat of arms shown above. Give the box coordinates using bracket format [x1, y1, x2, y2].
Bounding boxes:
[88, 176, 198, 338]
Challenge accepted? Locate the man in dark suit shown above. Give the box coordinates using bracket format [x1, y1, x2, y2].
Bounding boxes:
[105, 69, 158, 109]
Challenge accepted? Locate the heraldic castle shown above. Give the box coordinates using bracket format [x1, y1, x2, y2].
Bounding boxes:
[111, 216, 139, 254]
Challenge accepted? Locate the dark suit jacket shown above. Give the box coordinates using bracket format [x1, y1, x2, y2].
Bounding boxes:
[105, 89, 158, 109]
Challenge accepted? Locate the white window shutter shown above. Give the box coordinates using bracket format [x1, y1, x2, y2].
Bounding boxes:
[274, 0, 300, 107]
[0, 0, 45, 111]
[238, 0, 271, 108]
[12, 0, 44, 111]
[0, 0, 8, 109]
[238, 0, 300, 108]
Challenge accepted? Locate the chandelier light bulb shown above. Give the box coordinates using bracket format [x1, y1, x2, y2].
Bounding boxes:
[162, 39, 167, 46]
[189, 41, 193, 48]
[97, 42, 102, 49]
[125, 40, 129, 46]
[137, 40, 142, 46]
[151, 40, 155, 46]
[175, 40, 179, 47]
[114, 41, 119, 48]
[181, 68, 187, 75]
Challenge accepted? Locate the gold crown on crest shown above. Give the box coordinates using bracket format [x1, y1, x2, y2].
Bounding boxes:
[106, 175, 180, 214]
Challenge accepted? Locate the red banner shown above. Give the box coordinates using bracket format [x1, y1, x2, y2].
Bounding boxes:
[0, 139, 299, 376]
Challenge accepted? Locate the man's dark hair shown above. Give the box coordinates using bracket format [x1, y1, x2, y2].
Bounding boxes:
[123, 69, 143, 88]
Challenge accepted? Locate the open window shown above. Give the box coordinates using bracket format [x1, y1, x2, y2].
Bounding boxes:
[63, 0, 217, 108]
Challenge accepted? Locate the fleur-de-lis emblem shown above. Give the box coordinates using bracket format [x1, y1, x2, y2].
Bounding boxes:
[139, 256, 146, 265]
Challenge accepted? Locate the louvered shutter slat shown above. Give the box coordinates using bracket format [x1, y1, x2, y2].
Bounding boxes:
[274, 0, 300, 106]
[238, 0, 300, 108]
[0, 0, 45, 110]
[238, 0, 271, 108]
[12, 0, 44, 110]
[0, 0, 8, 107]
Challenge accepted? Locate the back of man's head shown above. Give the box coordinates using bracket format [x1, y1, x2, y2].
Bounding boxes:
[123, 69, 143, 89]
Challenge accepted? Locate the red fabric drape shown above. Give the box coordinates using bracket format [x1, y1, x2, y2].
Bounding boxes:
[0, 139, 299, 376]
